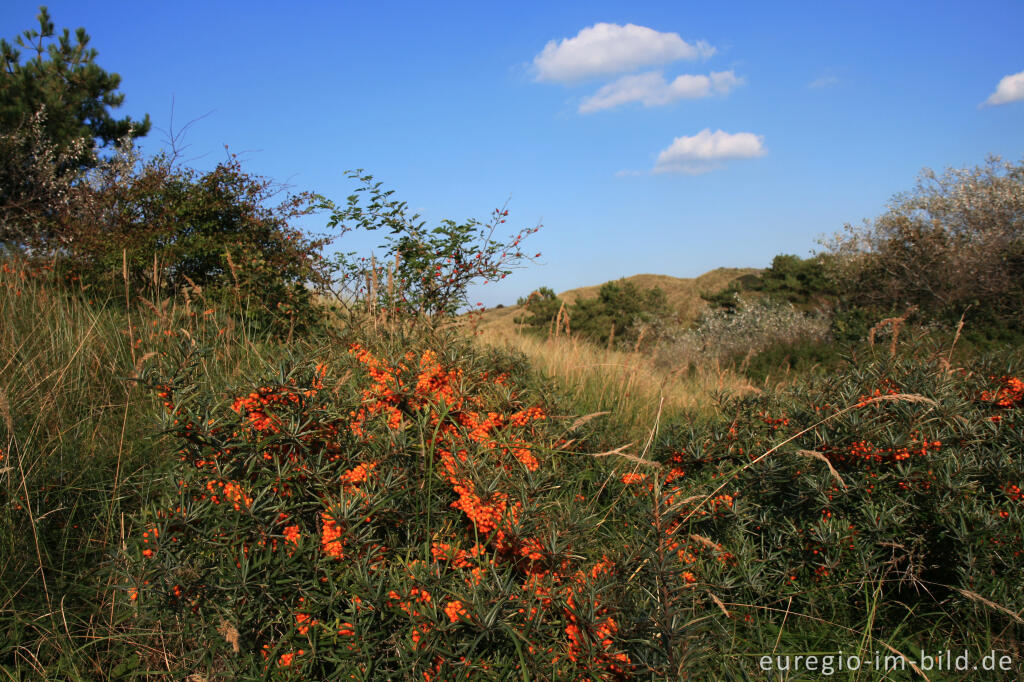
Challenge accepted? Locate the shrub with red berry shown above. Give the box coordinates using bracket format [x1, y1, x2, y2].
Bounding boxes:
[318, 170, 540, 321]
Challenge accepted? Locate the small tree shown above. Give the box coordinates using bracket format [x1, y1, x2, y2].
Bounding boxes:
[515, 286, 563, 329]
[571, 280, 671, 348]
[320, 170, 540, 320]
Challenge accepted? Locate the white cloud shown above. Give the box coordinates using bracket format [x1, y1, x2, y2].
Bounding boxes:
[533, 23, 714, 83]
[982, 69, 1024, 106]
[579, 69, 742, 113]
[808, 75, 838, 89]
[653, 129, 765, 174]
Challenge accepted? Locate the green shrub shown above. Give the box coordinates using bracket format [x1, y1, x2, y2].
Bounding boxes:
[824, 156, 1024, 334]
[702, 254, 837, 313]
[319, 171, 540, 321]
[514, 286, 563, 332]
[740, 337, 847, 383]
[52, 147, 329, 335]
[516, 280, 671, 349]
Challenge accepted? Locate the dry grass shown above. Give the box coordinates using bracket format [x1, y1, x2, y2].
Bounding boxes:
[555, 268, 760, 321]
[472, 325, 754, 437]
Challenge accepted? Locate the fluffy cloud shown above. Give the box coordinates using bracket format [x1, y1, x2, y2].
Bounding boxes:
[579, 69, 741, 113]
[533, 23, 714, 83]
[982, 69, 1024, 106]
[653, 129, 765, 174]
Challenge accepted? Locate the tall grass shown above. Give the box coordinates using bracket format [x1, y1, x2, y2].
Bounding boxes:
[0, 260, 319, 677]
[472, 326, 754, 443]
[1, 263, 152, 675]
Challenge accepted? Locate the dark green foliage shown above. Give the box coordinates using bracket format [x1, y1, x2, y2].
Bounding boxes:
[741, 337, 848, 383]
[703, 254, 836, 312]
[696, 255, 855, 379]
[516, 285, 557, 308]
[517, 280, 672, 349]
[753, 254, 836, 307]
[60, 153, 328, 335]
[514, 285, 562, 327]
[575, 279, 672, 347]
[699, 287, 740, 312]
[829, 305, 883, 344]
[0, 6, 150, 165]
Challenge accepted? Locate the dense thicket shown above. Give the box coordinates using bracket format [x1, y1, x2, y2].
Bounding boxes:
[824, 156, 1024, 332]
[702, 253, 836, 312]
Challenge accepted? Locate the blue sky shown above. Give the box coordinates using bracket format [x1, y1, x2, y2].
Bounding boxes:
[4, 1, 1023, 306]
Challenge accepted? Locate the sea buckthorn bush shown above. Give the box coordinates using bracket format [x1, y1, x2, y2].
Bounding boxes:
[128, 331, 670, 679]
[125, 325, 1024, 677]
[637, 346, 1024, 659]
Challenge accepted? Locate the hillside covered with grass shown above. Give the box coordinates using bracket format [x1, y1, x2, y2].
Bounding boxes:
[471, 268, 758, 336]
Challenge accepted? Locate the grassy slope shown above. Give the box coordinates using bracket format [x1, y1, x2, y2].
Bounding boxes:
[462, 267, 761, 440]
[473, 267, 759, 337]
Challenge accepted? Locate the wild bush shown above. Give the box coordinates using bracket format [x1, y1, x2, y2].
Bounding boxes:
[319, 171, 540, 322]
[44, 144, 329, 335]
[824, 156, 1024, 331]
[702, 253, 836, 313]
[654, 297, 832, 371]
[516, 280, 671, 350]
[119, 330, 1024, 677]
[127, 333, 657, 678]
